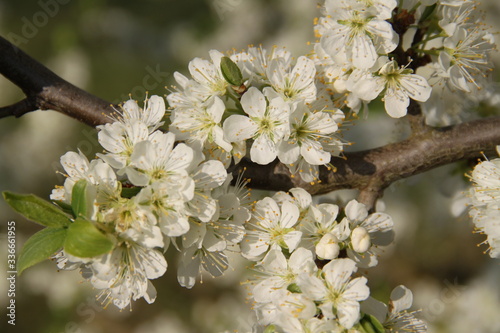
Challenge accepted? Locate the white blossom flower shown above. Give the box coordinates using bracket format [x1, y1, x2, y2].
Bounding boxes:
[185, 159, 227, 222]
[266, 56, 317, 104]
[324, 0, 398, 21]
[118, 95, 166, 132]
[177, 174, 249, 288]
[85, 242, 167, 309]
[97, 96, 166, 169]
[223, 87, 290, 164]
[343, 199, 394, 267]
[362, 285, 427, 332]
[124, 132, 195, 188]
[257, 292, 320, 332]
[350, 59, 432, 118]
[252, 248, 317, 303]
[242, 45, 292, 86]
[51, 151, 120, 217]
[135, 180, 191, 237]
[187, 49, 229, 100]
[169, 96, 232, 152]
[241, 196, 302, 260]
[298, 258, 370, 329]
[277, 102, 342, 168]
[97, 120, 150, 169]
[468, 153, 500, 258]
[317, 1, 399, 69]
[440, 27, 495, 93]
[100, 196, 163, 249]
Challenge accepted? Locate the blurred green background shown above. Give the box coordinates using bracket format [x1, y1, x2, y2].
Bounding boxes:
[0, 1, 500, 332]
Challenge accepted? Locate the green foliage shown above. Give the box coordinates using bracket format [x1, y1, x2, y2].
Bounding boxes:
[220, 56, 243, 86]
[121, 185, 142, 198]
[17, 227, 67, 275]
[71, 179, 93, 218]
[287, 282, 302, 293]
[64, 218, 114, 258]
[359, 313, 385, 333]
[3, 191, 72, 227]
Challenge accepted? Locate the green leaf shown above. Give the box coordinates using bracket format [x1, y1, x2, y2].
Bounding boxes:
[3, 191, 72, 227]
[419, 4, 437, 24]
[220, 56, 243, 86]
[121, 186, 141, 199]
[64, 218, 114, 258]
[17, 227, 67, 275]
[71, 179, 91, 218]
[359, 313, 385, 333]
[53, 200, 75, 216]
[287, 283, 302, 293]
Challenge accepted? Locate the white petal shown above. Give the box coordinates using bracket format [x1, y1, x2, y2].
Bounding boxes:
[280, 200, 300, 228]
[345, 200, 368, 222]
[323, 258, 357, 289]
[400, 75, 432, 102]
[144, 95, 166, 126]
[253, 276, 287, 303]
[223, 115, 258, 142]
[283, 231, 303, 252]
[351, 34, 378, 69]
[164, 143, 194, 172]
[250, 134, 278, 165]
[278, 140, 300, 164]
[241, 87, 267, 118]
[337, 298, 362, 329]
[301, 139, 331, 165]
[261, 248, 288, 274]
[288, 247, 316, 273]
[384, 87, 410, 118]
[140, 248, 168, 279]
[390, 285, 413, 313]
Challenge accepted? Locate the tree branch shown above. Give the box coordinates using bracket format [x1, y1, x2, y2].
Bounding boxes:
[1, 35, 499, 211]
[234, 116, 500, 209]
[0, 36, 116, 126]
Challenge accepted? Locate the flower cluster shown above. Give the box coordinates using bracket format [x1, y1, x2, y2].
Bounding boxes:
[313, 0, 432, 118]
[242, 188, 425, 331]
[51, 96, 250, 308]
[313, 0, 496, 123]
[13, 0, 499, 331]
[468, 147, 500, 259]
[168, 47, 346, 183]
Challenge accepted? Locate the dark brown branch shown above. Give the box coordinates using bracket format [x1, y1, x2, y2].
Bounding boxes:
[0, 36, 116, 126]
[0, 98, 36, 118]
[234, 116, 500, 209]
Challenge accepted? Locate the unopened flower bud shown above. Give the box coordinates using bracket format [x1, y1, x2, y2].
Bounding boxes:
[351, 227, 371, 253]
[315, 233, 340, 260]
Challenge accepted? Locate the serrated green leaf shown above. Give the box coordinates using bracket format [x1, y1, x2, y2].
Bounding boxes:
[3, 191, 72, 227]
[64, 218, 114, 258]
[220, 56, 243, 86]
[17, 227, 67, 275]
[71, 179, 89, 218]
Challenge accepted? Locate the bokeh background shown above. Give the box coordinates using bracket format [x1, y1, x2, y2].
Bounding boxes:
[0, 1, 500, 332]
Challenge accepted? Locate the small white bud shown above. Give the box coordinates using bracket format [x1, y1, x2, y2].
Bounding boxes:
[351, 227, 371, 253]
[333, 78, 347, 93]
[315, 233, 340, 260]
